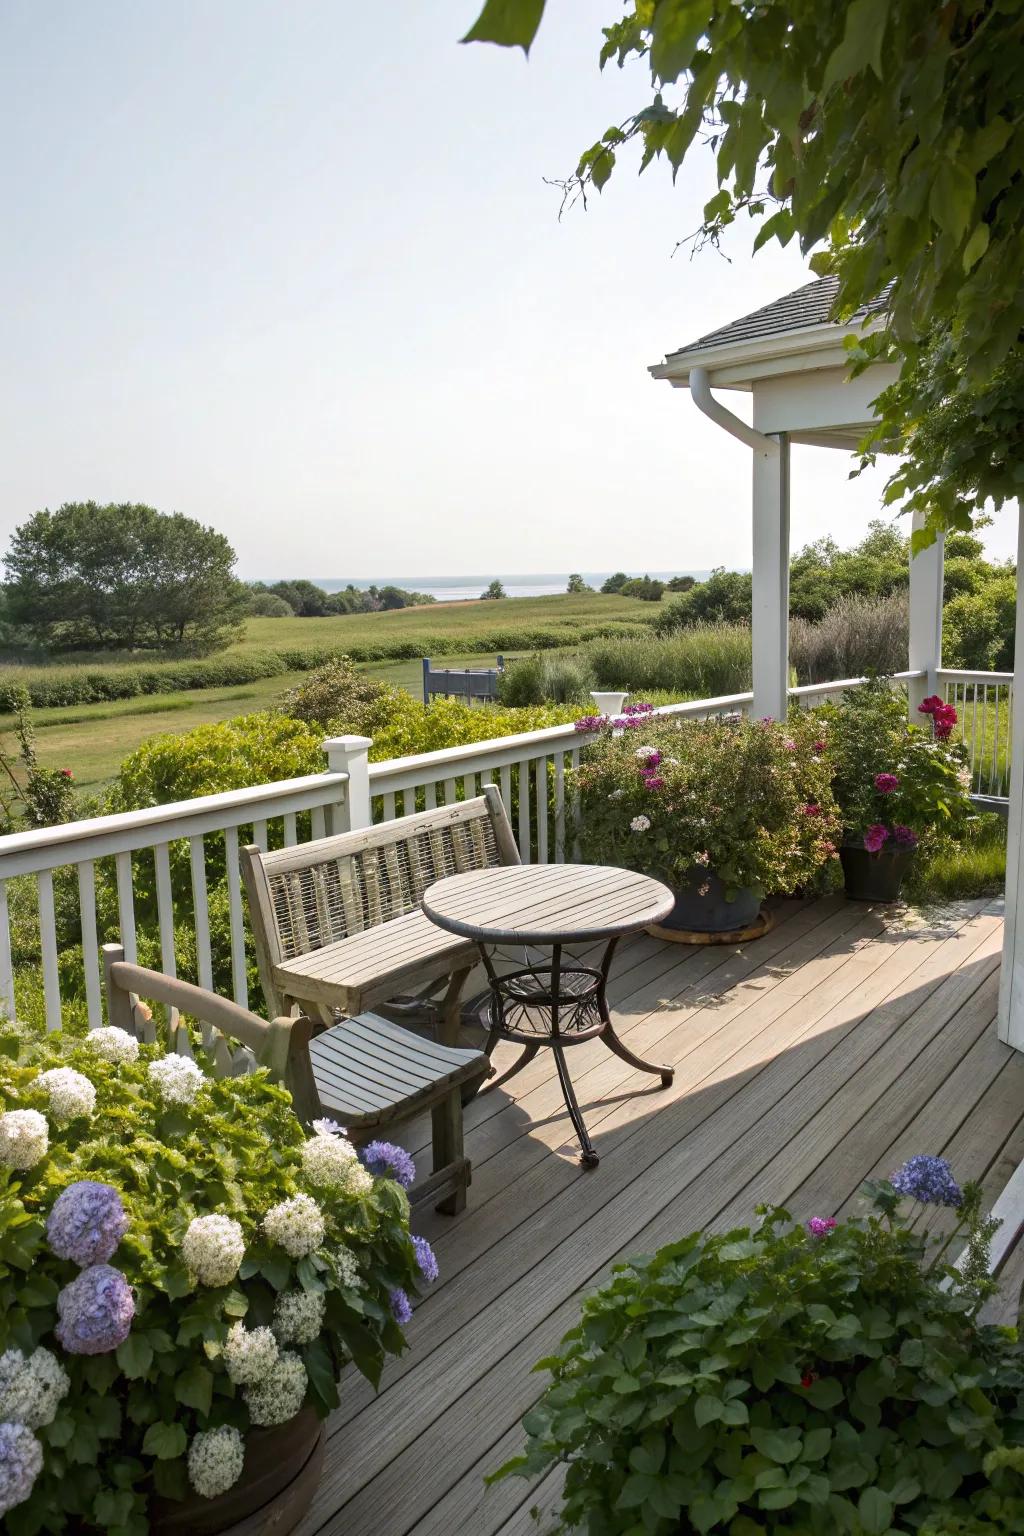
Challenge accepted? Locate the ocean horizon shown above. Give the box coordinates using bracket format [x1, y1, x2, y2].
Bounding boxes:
[254, 572, 715, 603]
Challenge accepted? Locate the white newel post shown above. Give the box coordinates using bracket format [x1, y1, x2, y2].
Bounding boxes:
[907, 508, 944, 719]
[998, 501, 1024, 1050]
[323, 736, 373, 831]
[751, 432, 790, 720]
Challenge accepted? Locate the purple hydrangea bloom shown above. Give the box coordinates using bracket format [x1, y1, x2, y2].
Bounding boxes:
[412, 1235, 439, 1284]
[390, 1288, 413, 1325]
[55, 1265, 135, 1355]
[0, 1421, 43, 1518]
[890, 1155, 962, 1208]
[47, 1181, 128, 1267]
[363, 1141, 416, 1190]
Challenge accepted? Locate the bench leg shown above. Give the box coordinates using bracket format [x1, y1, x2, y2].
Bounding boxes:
[432, 1086, 468, 1215]
[438, 966, 472, 1046]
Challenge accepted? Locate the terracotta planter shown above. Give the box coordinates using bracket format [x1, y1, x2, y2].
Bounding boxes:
[658, 873, 760, 934]
[150, 1406, 324, 1536]
[840, 844, 915, 903]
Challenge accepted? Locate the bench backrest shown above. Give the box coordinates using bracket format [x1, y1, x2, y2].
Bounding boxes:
[241, 786, 520, 970]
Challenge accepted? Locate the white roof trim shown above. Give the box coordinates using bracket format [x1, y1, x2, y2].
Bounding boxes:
[649, 313, 886, 392]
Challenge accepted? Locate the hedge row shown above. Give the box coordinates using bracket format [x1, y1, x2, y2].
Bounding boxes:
[0, 621, 656, 711]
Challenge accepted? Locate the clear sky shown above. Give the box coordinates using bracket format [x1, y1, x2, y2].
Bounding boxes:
[1, 1, 1015, 579]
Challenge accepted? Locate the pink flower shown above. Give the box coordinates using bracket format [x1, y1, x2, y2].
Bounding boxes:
[60, 768, 74, 779]
[643, 775, 665, 791]
[919, 696, 958, 740]
[783, 739, 797, 752]
[893, 825, 918, 848]
[874, 773, 900, 794]
[806, 1217, 837, 1239]
[803, 803, 821, 817]
[863, 823, 889, 853]
[812, 740, 827, 754]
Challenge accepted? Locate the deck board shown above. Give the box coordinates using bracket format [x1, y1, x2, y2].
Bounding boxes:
[299, 896, 1024, 1536]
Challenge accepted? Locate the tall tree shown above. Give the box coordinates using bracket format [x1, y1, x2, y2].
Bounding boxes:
[4, 502, 247, 653]
[462, 0, 1024, 544]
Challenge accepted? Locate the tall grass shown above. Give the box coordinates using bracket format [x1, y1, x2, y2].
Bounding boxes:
[497, 652, 596, 707]
[585, 624, 752, 698]
[789, 591, 908, 684]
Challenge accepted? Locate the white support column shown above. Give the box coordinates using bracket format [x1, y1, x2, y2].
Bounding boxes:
[907, 508, 944, 718]
[751, 432, 790, 720]
[323, 735, 373, 831]
[998, 501, 1024, 1050]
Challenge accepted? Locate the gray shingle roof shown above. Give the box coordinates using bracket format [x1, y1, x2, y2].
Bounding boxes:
[667, 275, 890, 359]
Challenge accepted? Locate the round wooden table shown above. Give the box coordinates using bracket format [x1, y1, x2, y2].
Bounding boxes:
[422, 864, 676, 1167]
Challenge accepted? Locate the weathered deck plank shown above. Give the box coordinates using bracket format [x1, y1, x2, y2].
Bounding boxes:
[299, 898, 1023, 1536]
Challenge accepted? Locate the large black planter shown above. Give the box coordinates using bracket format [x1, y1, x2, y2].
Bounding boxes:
[840, 844, 915, 903]
[659, 873, 760, 934]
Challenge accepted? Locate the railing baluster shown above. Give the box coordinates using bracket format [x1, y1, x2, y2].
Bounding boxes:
[970, 684, 980, 789]
[518, 757, 532, 863]
[443, 777, 458, 806]
[979, 686, 989, 793]
[310, 805, 327, 839]
[0, 879, 15, 1020]
[76, 860, 102, 1030]
[115, 851, 138, 964]
[224, 827, 248, 1009]
[252, 820, 269, 852]
[424, 781, 437, 810]
[554, 753, 566, 864]
[499, 765, 512, 816]
[189, 836, 213, 991]
[462, 773, 476, 801]
[37, 870, 61, 1030]
[570, 746, 582, 861]
[535, 757, 548, 864]
[282, 812, 298, 847]
[154, 842, 176, 978]
[379, 793, 396, 823]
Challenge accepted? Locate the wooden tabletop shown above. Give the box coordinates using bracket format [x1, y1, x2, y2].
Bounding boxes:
[421, 864, 675, 945]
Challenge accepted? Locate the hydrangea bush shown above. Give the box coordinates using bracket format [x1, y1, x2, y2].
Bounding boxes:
[816, 679, 972, 855]
[0, 1016, 436, 1534]
[573, 710, 840, 899]
[496, 1161, 1024, 1535]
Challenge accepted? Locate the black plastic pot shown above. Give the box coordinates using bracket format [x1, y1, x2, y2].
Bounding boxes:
[659, 873, 760, 934]
[840, 844, 915, 903]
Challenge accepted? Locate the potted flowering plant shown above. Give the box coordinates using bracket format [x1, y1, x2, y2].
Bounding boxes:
[573, 707, 840, 933]
[817, 680, 972, 902]
[494, 1155, 1024, 1536]
[0, 1016, 436, 1535]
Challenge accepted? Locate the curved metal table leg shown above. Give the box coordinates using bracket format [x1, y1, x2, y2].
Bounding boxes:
[597, 939, 674, 1087]
[479, 1040, 540, 1094]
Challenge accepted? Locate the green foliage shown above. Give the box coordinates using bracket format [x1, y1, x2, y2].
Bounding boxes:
[601, 572, 629, 594]
[0, 651, 294, 712]
[618, 575, 665, 602]
[4, 503, 247, 654]
[943, 577, 1017, 672]
[245, 592, 293, 619]
[492, 1188, 1024, 1536]
[815, 680, 972, 846]
[574, 712, 839, 898]
[367, 694, 578, 761]
[566, 574, 592, 594]
[586, 626, 752, 699]
[655, 570, 752, 632]
[0, 689, 77, 833]
[906, 814, 1007, 906]
[497, 652, 597, 707]
[108, 714, 324, 809]
[481, 580, 507, 600]
[789, 592, 908, 685]
[276, 657, 397, 734]
[0, 1018, 420, 1532]
[464, 0, 1024, 538]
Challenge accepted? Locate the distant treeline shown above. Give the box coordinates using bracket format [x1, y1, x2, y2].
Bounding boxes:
[248, 580, 435, 618]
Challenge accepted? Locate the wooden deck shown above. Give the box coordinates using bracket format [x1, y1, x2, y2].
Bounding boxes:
[298, 893, 1024, 1536]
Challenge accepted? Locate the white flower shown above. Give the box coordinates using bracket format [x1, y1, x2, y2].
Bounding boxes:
[0, 1110, 48, 1171]
[36, 1068, 96, 1125]
[607, 789, 624, 801]
[272, 1289, 326, 1345]
[635, 746, 659, 760]
[341, 1162, 374, 1197]
[244, 1351, 307, 1427]
[84, 1026, 139, 1064]
[0, 1347, 69, 1429]
[332, 1244, 361, 1289]
[311, 1118, 346, 1138]
[957, 766, 972, 789]
[182, 1214, 246, 1287]
[223, 1322, 279, 1386]
[188, 1425, 245, 1499]
[694, 850, 710, 865]
[629, 815, 651, 833]
[301, 1131, 359, 1191]
[148, 1055, 204, 1106]
[0, 1421, 43, 1517]
[263, 1194, 325, 1258]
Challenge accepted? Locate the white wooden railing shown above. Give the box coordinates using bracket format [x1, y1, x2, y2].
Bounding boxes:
[938, 669, 1014, 798]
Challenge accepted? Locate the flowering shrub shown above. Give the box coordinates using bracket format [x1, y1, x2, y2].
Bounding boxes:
[572, 711, 839, 898]
[816, 679, 971, 854]
[0, 1018, 435, 1533]
[495, 1162, 1024, 1535]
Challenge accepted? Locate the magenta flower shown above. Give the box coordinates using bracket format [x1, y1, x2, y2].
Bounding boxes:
[806, 1217, 837, 1238]
[812, 740, 827, 754]
[874, 772, 900, 794]
[863, 823, 889, 853]
[573, 716, 604, 733]
[803, 803, 821, 817]
[893, 825, 918, 848]
[643, 775, 665, 791]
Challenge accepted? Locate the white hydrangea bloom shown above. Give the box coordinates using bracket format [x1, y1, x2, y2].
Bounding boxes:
[182, 1214, 246, 1287]
[607, 789, 624, 801]
[147, 1055, 204, 1106]
[0, 1110, 48, 1171]
[333, 1245, 361, 1289]
[0, 1421, 43, 1518]
[222, 1322, 279, 1386]
[635, 746, 659, 760]
[341, 1161, 374, 1198]
[272, 1288, 325, 1346]
[0, 1347, 69, 1429]
[84, 1026, 139, 1064]
[36, 1068, 96, 1125]
[630, 815, 651, 833]
[187, 1425, 245, 1499]
[263, 1194, 325, 1258]
[243, 1351, 307, 1427]
[300, 1131, 358, 1191]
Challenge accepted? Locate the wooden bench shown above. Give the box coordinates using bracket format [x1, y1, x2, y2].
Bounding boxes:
[102, 944, 489, 1214]
[240, 787, 521, 1045]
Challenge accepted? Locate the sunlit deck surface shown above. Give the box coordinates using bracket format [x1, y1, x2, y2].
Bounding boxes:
[298, 893, 1024, 1536]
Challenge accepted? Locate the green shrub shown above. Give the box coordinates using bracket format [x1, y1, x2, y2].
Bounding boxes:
[0, 1016, 424, 1531]
[495, 1175, 1024, 1536]
[0, 653, 292, 713]
[907, 814, 1007, 904]
[108, 714, 323, 808]
[497, 653, 596, 707]
[585, 626, 752, 699]
[943, 576, 1017, 671]
[247, 592, 294, 618]
[277, 657, 397, 733]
